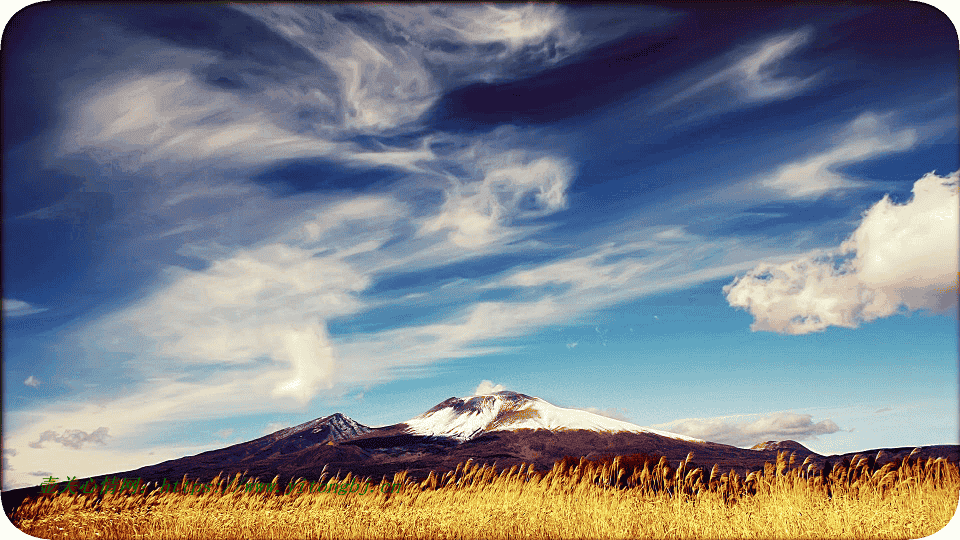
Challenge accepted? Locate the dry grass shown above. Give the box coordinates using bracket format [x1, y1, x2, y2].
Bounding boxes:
[12, 449, 959, 539]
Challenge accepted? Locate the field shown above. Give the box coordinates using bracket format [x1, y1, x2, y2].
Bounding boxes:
[11, 449, 959, 539]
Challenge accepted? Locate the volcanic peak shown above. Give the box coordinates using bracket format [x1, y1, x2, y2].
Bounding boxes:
[271, 412, 370, 444]
[404, 390, 703, 443]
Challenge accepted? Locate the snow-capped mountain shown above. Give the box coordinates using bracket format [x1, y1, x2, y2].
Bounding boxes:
[253, 412, 371, 456]
[403, 391, 703, 442]
[271, 412, 370, 444]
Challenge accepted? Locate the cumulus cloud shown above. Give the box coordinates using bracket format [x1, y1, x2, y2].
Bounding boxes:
[725, 170, 959, 334]
[653, 411, 841, 447]
[29, 427, 111, 450]
[3, 299, 47, 317]
[24, 376, 40, 387]
[473, 380, 506, 395]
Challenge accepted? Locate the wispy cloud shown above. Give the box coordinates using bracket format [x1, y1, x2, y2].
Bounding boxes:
[758, 112, 917, 198]
[23, 376, 40, 387]
[3, 299, 47, 317]
[419, 149, 575, 249]
[659, 28, 819, 115]
[725, 170, 958, 334]
[653, 411, 842, 447]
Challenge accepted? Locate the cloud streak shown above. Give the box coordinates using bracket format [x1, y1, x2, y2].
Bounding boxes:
[3, 299, 47, 317]
[658, 28, 819, 116]
[653, 411, 842, 447]
[758, 113, 917, 198]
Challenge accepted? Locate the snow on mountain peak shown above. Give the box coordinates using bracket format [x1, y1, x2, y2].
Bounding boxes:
[404, 391, 702, 443]
[272, 412, 370, 443]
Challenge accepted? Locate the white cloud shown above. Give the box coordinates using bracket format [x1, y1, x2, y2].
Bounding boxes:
[759, 113, 917, 198]
[3, 299, 47, 317]
[728, 28, 818, 101]
[725, 170, 959, 334]
[336, 4, 581, 85]
[23, 376, 40, 387]
[653, 411, 842, 447]
[473, 380, 506, 395]
[419, 149, 575, 248]
[92, 238, 374, 404]
[566, 342, 578, 349]
[661, 28, 818, 112]
[58, 70, 341, 172]
[234, 3, 584, 133]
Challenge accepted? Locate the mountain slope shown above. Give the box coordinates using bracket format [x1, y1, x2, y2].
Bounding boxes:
[404, 391, 703, 442]
[141, 412, 372, 471]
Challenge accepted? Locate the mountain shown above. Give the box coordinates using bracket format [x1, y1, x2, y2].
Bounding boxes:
[404, 391, 702, 442]
[750, 440, 812, 452]
[4, 391, 959, 518]
[269, 413, 371, 451]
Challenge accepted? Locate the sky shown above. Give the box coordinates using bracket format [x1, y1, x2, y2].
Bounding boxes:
[2, 3, 958, 491]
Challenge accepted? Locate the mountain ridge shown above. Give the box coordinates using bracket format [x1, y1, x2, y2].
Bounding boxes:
[3, 392, 958, 519]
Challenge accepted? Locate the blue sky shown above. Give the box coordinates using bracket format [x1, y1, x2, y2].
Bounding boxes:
[2, 3, 958, 490]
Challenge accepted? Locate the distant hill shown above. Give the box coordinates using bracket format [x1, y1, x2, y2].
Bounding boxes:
[750, 440, 812, 452]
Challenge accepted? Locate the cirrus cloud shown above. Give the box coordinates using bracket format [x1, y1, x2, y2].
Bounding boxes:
[3, 299, 47, 317]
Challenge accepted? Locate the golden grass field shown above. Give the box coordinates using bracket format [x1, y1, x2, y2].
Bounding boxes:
[11, 449, 959, 540]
